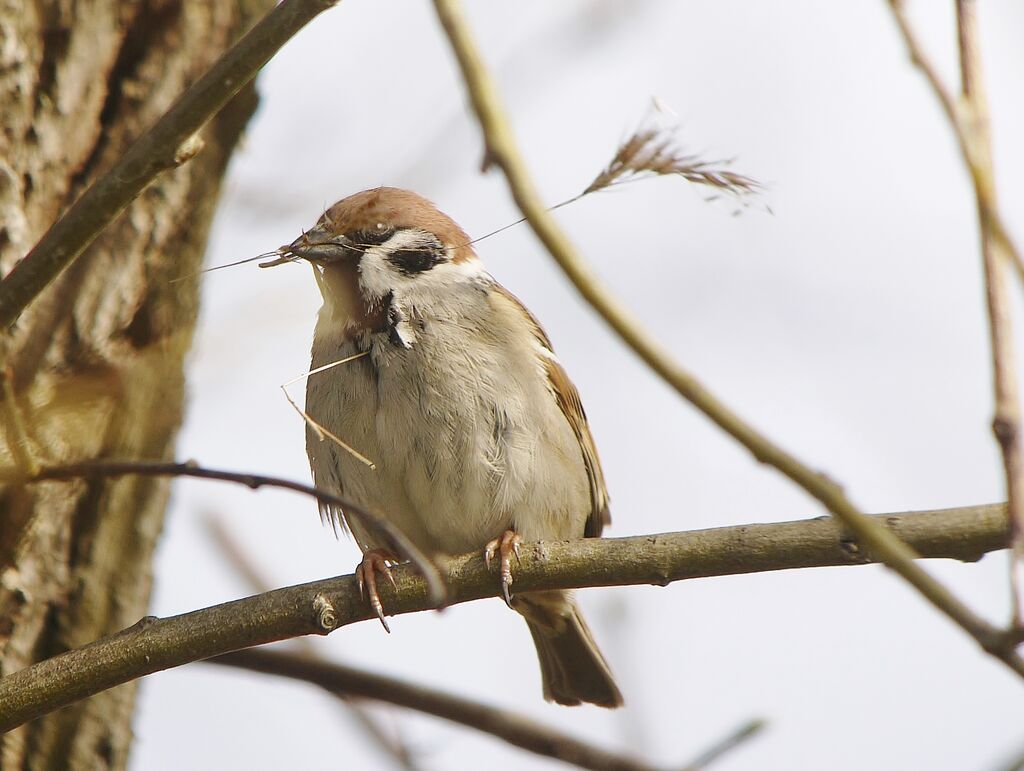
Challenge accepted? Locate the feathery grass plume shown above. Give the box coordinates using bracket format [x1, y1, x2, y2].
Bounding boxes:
[466, 115, 764, 247]
[583, 125, 760, 198]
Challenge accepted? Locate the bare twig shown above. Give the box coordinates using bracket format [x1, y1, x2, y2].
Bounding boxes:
[430, 0, 1023, 681]
[682, 718, 765, 771]
[996, 737, 1024, 771]
[955, 0, 1024, 628]
[0, 459, 445, 606]
[0, 0, 342, 328]
[209, 520, 759, 771]
[204, 516, 421, 771]
[0, 502, 1014, 732]
[204, 515, 277, 595]
[887, 0, 1024, 283]
[211, 648, 660, 771]
[887, 0, 1024, 626]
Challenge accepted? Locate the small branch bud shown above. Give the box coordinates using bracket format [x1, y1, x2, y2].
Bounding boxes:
[312, 594, 338, 633]
[173, 133, 205, 166]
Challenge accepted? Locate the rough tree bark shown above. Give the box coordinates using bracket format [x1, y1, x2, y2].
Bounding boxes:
[0, 1, 270, 768]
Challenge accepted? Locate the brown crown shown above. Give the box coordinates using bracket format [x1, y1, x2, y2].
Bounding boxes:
[318, 187, 476, 263]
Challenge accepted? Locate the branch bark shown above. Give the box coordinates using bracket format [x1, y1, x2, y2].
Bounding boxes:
[429, 0, 1023, 680]
[0, 502, 1012, 733]
[0, 0, 341, 328]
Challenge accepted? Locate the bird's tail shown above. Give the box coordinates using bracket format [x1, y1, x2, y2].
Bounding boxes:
[514, 590, 623, 708]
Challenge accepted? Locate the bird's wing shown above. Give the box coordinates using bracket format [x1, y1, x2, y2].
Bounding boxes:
[490, 284, 611, 537]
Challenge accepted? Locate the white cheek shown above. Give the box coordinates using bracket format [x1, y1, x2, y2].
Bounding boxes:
[358, 251, 488, 307]
[357, 251, 398, 303]
[407, 258, 487, 297]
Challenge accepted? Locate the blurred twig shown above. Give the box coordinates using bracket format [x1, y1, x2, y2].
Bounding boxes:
[681, 718, 765, 771]
[0, 0, 341, 328]
[0, 459, 444, 606]
[430, 0, 1023, 682]
[204, 516, 421, 771]
[887, 0, 1024, 627]
[208, 515, 755, 771]
[996, 737, 1024, 771]
[955, 0, 1024, 628]
[886, 0, 1024, 284]
[0, 502, 1014, 732]
[211, 648, 660, 771]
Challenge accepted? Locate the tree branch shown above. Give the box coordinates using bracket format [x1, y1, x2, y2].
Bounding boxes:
[682, 718, 766, 771]
[207, 521, 761, 771]
[211, 648, 662, 771]
[0, 459, 445, 606]
[887, 0, 1024, 628]
[886, 0, 1024, 283]
[429, 0, 1023, 680]
[0, 0, 341, 328]
[955, 0, 1024, 626]
[0, 503, 1013, 732]
[204, 516, 423, 771]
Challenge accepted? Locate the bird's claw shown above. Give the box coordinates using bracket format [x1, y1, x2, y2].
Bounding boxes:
[355, 551, 397, 633]
[484, 530, 523, 607]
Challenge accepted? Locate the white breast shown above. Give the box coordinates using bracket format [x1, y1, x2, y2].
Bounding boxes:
[305, 279, 590, 557]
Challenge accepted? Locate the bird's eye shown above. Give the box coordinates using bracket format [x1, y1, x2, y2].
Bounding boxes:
[389, 248, 441, 274]
[349, 227, 394, 248]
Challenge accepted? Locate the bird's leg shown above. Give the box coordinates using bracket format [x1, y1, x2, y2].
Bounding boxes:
[355, 549, 398, 633]
[484, 529, 522, 607]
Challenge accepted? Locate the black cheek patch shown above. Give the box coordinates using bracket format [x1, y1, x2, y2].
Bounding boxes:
[389, 248, 442, 275]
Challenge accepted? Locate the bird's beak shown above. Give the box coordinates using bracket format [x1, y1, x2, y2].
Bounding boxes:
[277, 228, 354, 264]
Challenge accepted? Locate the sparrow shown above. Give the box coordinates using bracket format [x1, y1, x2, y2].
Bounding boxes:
[282, 186, 622, 708]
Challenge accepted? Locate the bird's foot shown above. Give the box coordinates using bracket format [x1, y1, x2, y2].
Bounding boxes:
[355, 550, 398, 633]
[484, 529, 522, 607]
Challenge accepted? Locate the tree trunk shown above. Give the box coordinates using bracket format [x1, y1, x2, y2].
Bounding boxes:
[0, 1, 270, 767]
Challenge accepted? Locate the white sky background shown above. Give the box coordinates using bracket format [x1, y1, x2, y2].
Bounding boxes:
[130, 1, 1024, 769]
